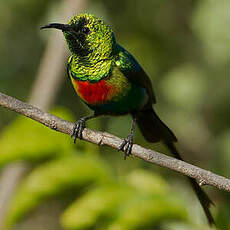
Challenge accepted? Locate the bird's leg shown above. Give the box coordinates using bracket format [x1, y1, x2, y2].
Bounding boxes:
[119, 114, 137, 160]
[71, 113, 98, 143]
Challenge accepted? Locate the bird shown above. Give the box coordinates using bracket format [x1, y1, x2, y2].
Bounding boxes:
[41, 13, 214, 225]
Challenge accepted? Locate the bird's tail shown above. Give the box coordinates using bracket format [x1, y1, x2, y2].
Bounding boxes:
[136, 108, 215, 225]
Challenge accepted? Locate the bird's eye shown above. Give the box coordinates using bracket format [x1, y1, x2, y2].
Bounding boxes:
[82, 27, 90, 34]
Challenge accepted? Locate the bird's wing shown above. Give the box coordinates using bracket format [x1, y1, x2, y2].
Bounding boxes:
[115, 44, 156, 104]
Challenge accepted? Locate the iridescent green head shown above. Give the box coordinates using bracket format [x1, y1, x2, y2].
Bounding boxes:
[41, 14, 116, 62]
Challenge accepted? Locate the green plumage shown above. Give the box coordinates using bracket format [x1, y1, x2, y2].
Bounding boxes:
[67, 43, 149, 114]
[41, 13, 215, 225]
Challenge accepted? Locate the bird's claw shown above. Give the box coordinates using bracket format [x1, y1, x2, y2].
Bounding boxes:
[119, 134, 134, 160]
[70, 118, 86, 143]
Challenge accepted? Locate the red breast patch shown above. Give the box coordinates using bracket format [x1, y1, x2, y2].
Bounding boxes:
[73, 79, 116, 104]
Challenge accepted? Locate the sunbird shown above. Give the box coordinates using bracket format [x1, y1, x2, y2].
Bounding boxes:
[41, 13, 214, 224]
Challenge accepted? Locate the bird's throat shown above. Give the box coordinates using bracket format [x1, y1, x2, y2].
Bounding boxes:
[69, 55, 113, 82]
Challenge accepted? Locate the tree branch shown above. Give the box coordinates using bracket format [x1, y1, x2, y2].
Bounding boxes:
[1, 91, 230, 192]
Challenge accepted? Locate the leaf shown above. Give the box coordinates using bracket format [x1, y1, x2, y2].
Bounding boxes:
[106, 170, 187, 230]
[0, 107, 74, 166]
[107, 193, 187, 230]
[5, 154, 112, 228]
[61, 170, 188, 230]
[126, 169, 169, 194]
[61, 185, 132, 230]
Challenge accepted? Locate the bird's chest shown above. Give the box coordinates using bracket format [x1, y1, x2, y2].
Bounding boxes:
[71, 78, 117, 105]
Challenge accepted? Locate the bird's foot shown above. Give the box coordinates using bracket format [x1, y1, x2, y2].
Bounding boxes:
[70, 118, 86, 143]
[119, 134, 134, 160]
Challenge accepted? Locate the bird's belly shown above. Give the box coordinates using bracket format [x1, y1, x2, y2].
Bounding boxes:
[71, 78, 148, 114]
[94, 86, 148, 114]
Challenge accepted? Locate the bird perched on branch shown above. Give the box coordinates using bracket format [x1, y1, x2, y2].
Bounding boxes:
[41, 13, 214, 225]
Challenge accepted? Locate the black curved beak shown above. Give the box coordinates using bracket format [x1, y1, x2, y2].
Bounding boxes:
[40, 23, 70, 32]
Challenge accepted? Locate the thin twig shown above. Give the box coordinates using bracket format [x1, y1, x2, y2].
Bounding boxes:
[0, 91, 230, 192]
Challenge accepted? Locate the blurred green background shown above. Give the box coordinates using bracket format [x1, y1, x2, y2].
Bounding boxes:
[0, 0, 230, 229]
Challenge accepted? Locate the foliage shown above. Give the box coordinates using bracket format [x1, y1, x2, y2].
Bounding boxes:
[0, 108, 188, 230]
[1, 0, 230, 229]
[0, 108, 72, 166]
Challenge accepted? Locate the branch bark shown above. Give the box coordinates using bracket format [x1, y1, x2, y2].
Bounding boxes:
[0, 91, 230, 192]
